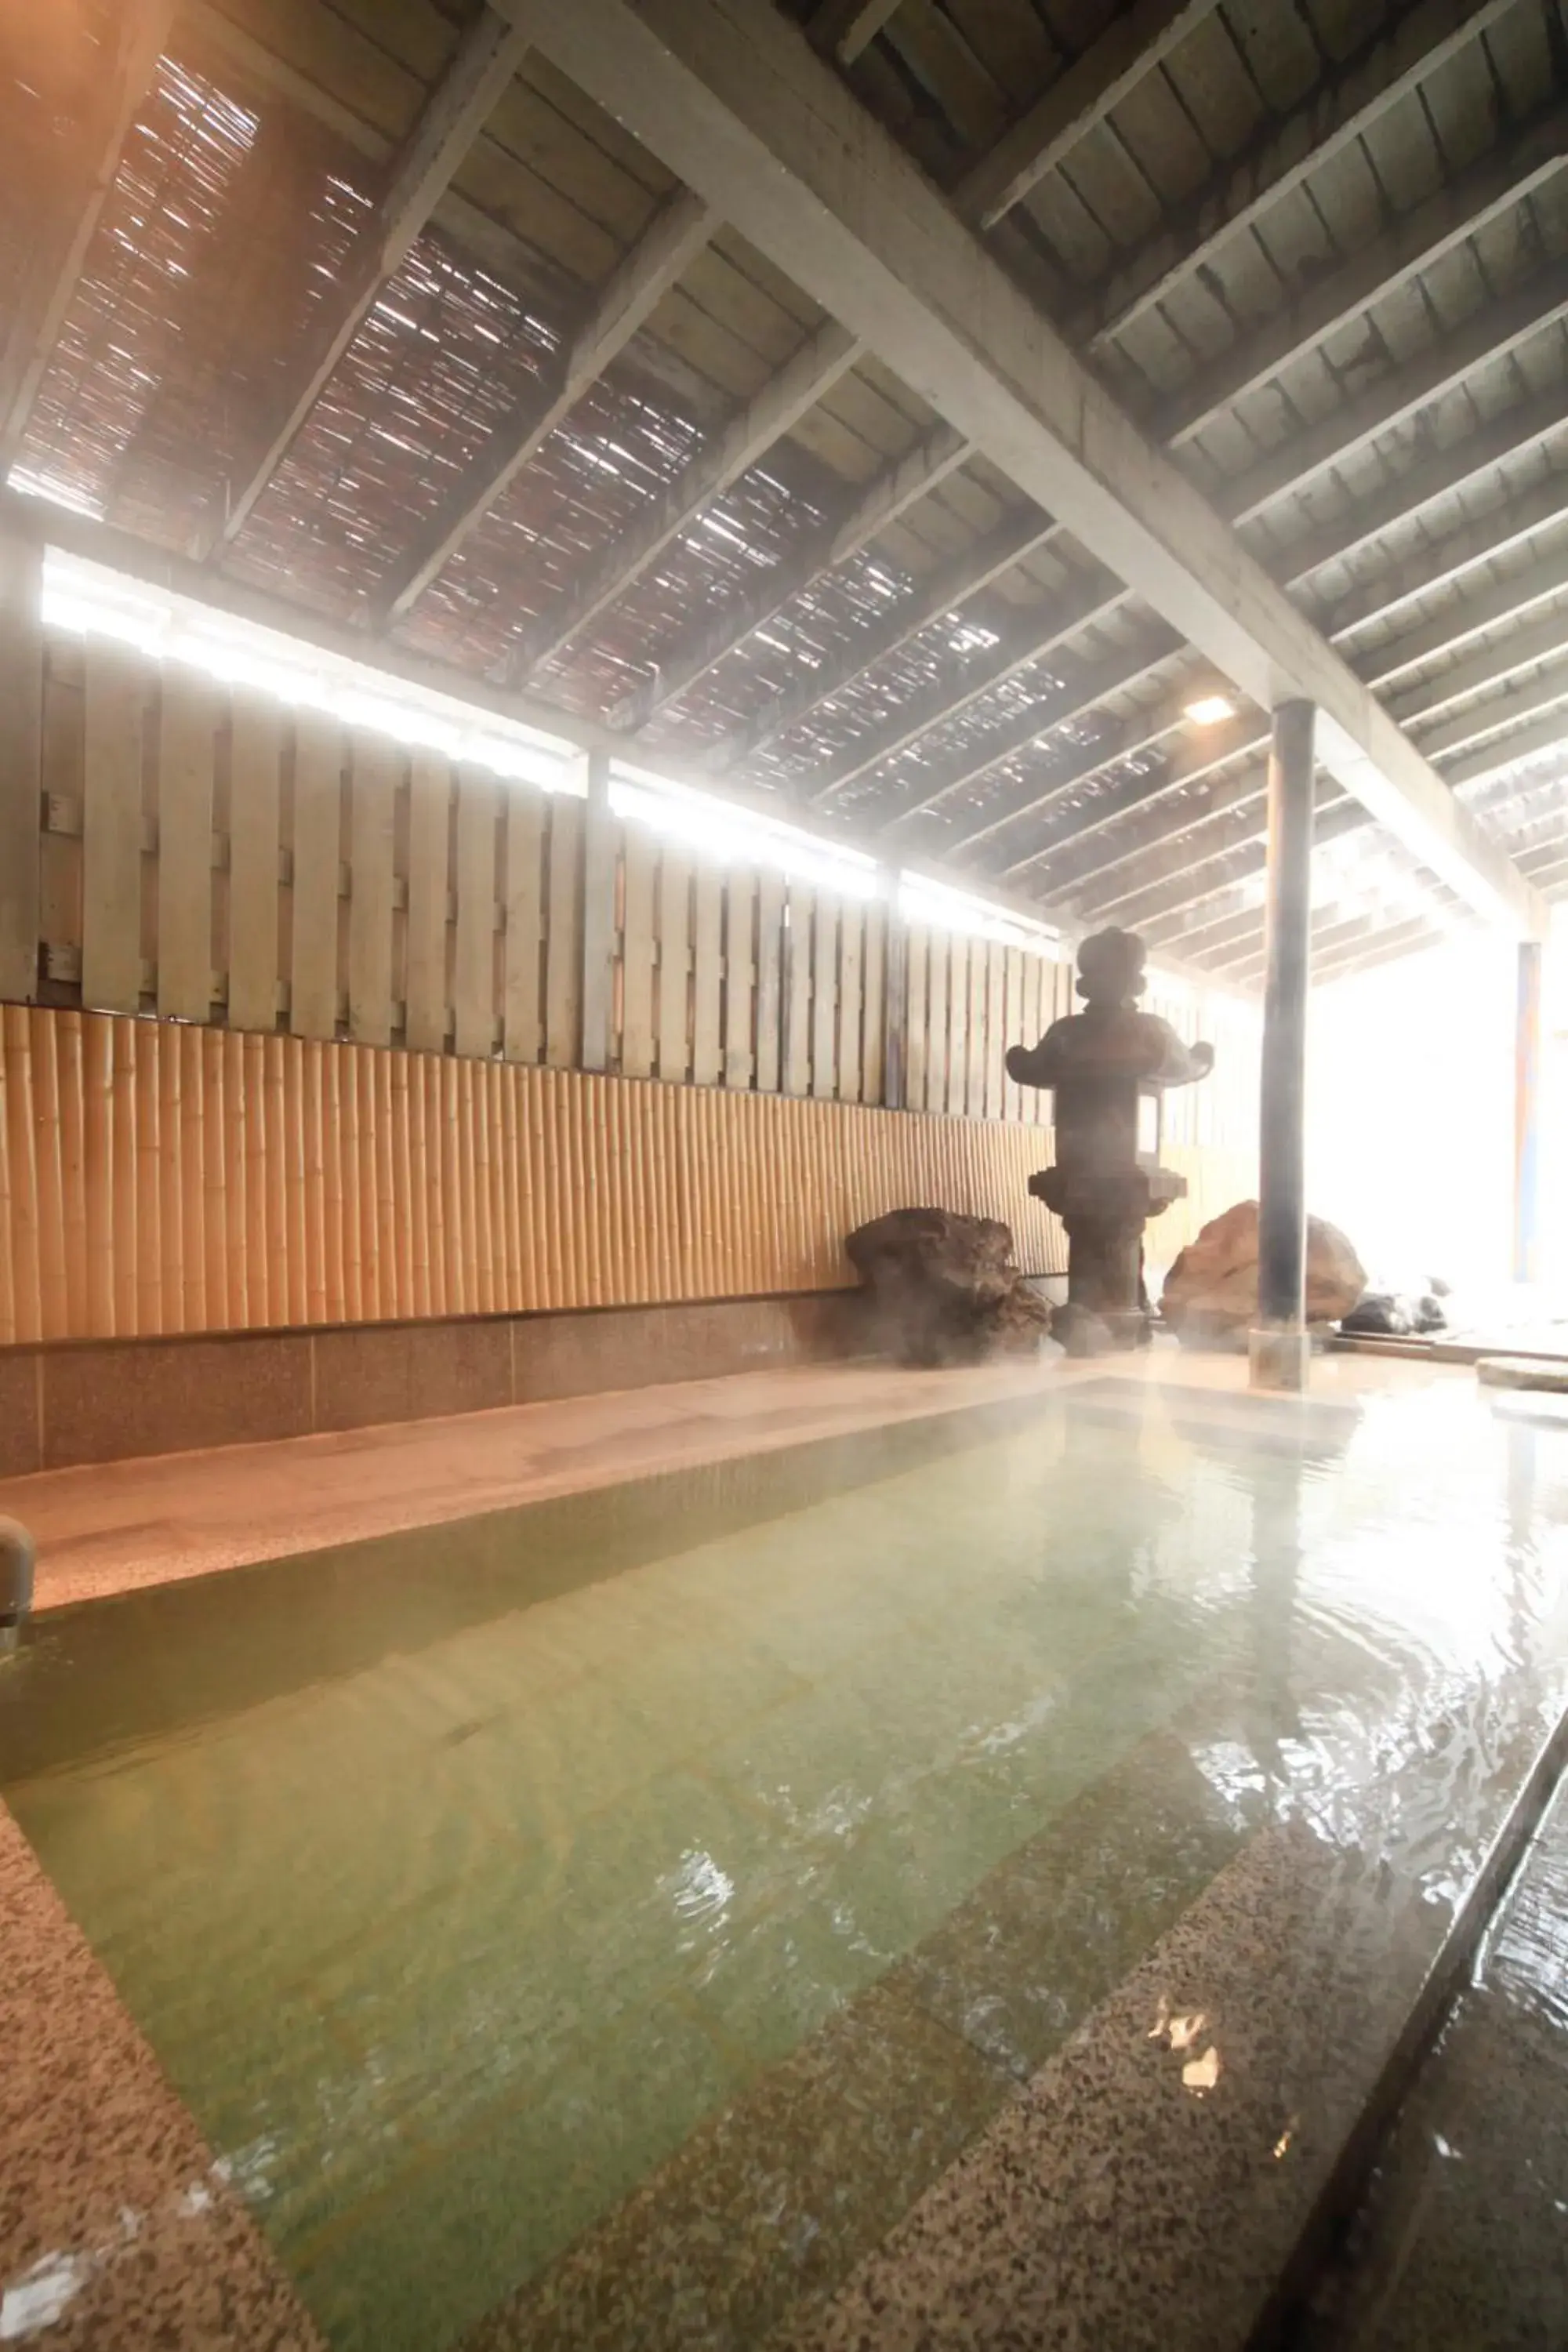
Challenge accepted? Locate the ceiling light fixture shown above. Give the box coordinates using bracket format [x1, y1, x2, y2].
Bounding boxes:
[1184, 693, 1236, 727]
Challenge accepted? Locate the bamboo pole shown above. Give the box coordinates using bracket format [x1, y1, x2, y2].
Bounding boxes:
[408, 1049, 431, 1320]
[391, 1049, 414, 1323]
[2, 1007, 42, 1341]
[201, 1027, 229, 1330]
[278, 1035, 306, 1326]
[322, 1042, 346, 1323]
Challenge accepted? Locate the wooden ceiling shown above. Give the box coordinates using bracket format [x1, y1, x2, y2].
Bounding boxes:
[4, 0, 1566, 987]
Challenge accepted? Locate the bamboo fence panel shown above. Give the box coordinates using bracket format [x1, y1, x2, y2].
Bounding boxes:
[0, 1004, 1263, 1346]
[0, 1004, 1102, 1344]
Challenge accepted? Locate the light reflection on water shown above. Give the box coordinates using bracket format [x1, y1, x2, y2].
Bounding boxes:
[2, 1377, 1566, 2352]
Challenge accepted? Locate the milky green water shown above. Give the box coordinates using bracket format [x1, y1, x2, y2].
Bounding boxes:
[5, 1377, 1568, 2351]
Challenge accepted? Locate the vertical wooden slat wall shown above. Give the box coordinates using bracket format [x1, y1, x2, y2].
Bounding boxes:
[21, 633, 1262, 1131]
[0, 631, 1263, 1345]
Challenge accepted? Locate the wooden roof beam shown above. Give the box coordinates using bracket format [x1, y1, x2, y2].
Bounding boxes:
[1214, 898, 1443, 982]
[615, 0, 1209, 739]
[810, 0, 903, 66]
[958, 0, 1221, 232]
[1325, 477, 1568, 653]
[1357, 543, 1568, 691]
[1312, 915, 1459, 985]
[1259, 385, 1568, 593]
[1412, 648, 1568, 763]
[1221, 260, 1568, 530]
[379, 187, 717, 623]
[506, 316, 862, 682]
[953, 378, 1568, 867]
[869, 622, 1186, 832]
[964, 696, 1260, 870]
[0, 0, 176, 471]
[210, 2, 543, 557]
[816, 593, 1167, 813]
[1018, 754, 1273, 900]
[612, 0, 1511, 769]
[706, 506, 1065, 776]
[609, 416, 969, 731]
[1439, 703, 1568, 793]
[1079, 0, 1520, 354]
[1003, 593, 1568, 901]
[1162, 103, 1568, 451]
[512, 0, 1544, 935]
[815, 239, 1567, 845]
[1071, 789, 1359, 930]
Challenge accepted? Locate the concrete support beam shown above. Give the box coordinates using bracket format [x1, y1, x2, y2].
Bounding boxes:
[0, 1, 176, 470]
[380, 189, 717, 622]
[528, 0, 1540, 931]
[510, 317, 862, 682]
[1250, 701, 1316, 1392]
[1080, 0, 1519, 354]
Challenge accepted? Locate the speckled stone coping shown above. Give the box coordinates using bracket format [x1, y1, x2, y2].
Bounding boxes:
[0, 1802, 324, 2352]
[1476, 1354, 1568, 1392]
[768, 1711, 1568, 2352]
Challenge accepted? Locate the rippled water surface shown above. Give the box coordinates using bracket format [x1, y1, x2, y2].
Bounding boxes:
[4, 1376, 1568, 2351]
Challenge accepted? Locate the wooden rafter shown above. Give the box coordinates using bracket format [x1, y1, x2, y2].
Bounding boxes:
[809, 239, 1568, 842]
[957, 0, 1221, 231]
[609, 419, 970, 731]
[211, 2, 542, 555]
[506, 318, 862, 683]
[1078, 0, 1521, 353]
[706, 506, 1065, 776]
[379, 187, 717, 622]
[809, 0, 903, 66]
[1163, 103, 1568, 452]
[0, 0, 177, 470]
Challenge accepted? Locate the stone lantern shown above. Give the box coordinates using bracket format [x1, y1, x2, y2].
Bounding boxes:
[1006, 927, 1214, 1350]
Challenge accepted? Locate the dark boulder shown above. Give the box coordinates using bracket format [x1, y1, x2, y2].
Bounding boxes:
[846, 1207, 1054, 1369]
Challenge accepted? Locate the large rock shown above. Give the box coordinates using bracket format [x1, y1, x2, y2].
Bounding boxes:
[1159, 1200, 1366, 1347]
[846, 1208, 1054, 1369]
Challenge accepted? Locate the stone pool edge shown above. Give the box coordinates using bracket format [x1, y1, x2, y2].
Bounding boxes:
[768, 1701, 1568, 2352]
[0, 1799, 325, 2352]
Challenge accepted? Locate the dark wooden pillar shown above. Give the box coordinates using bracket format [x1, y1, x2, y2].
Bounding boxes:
[1250, 699, 1316, 1392]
